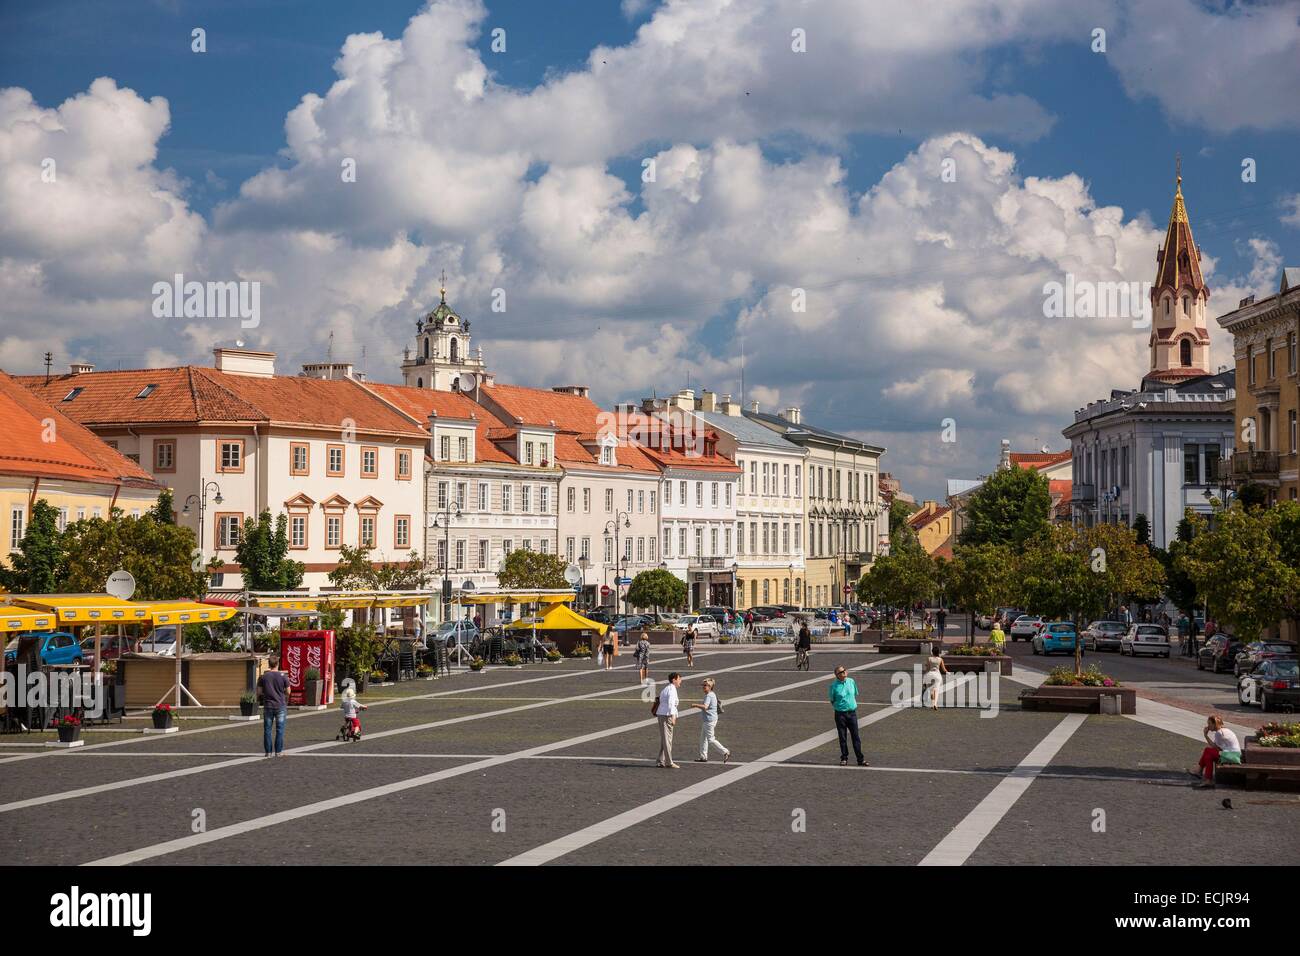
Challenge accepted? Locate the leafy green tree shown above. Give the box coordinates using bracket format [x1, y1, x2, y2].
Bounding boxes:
[496, 549, 567, 589]
[1132, 513, 1150, 547]
[957, 466, 1051, 549]
[856, 546, 937, 626]
[627, 568, 687, 616]
[327, 544, 433, 591]
[234, 510, 305, 592]
[1156, 512, 1198, 617]
[151, 489, 176, 524]
[61, 500, 206, 599]
[0, 499, 66, 593]
[1178, 504, 1300, 640]
[945, 543, 1015, 639]
[888, 499, 922, 553]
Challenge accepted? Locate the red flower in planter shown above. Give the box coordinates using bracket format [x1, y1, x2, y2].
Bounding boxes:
[53, 714, 82, 727]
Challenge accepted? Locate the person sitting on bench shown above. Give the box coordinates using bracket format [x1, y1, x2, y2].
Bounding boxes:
[1191, 714, 1241, 789]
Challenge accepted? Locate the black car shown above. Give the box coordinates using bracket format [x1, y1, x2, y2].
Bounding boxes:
[1237, 658, 1300, 711]
[1197, 634, 1246, 674]
[1233, 641, 1300, 678]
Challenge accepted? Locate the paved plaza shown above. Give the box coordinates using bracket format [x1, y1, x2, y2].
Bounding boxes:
[3, 642, 1297, 867]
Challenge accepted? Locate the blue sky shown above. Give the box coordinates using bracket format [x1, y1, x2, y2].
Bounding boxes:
[2, 0, 1297, 497]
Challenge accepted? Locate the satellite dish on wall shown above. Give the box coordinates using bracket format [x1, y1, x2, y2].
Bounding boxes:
[459, 372, 478, 391]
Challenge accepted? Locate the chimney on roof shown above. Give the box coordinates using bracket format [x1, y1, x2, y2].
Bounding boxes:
[749, 400, 760, 413]
[784, 406, 801, 424]
[300, 361, 356, 381]
[670, 388, 695, 411]
[719, 394, 741, 416]
[214, 347, 275, 378]
[68, 362, 95, 375]
[551, 385, 590, 398]
[698, 389, 717, 412]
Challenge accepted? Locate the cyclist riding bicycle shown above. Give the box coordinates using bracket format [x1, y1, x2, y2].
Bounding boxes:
[795, 623, 812, 670]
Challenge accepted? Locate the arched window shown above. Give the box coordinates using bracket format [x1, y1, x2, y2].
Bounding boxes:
[451, 376, 460, 392]
[423, 337, 429, 359]
[1182, 295, 1189, 316]
[1179, 338, 1192, 367]
[450, 337, 459, 363]
[416, 377, 423, 389]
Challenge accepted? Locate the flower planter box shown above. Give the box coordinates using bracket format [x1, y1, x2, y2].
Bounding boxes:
[57, 725, 81, 744]
[239, 700, 257, 717]
[1243, 737, 1300, 767]
[1019, 685, 1135, 714]
[877, 639, 944, 654]
[152, 710, 174, 730]
[941, 655, 1013, 676]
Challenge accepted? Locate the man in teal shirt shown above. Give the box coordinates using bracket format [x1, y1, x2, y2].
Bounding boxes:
[829, 665, 867, 766]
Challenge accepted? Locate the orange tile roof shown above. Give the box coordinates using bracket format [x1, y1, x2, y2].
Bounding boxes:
[481, 383, 658, 474]
[19, 367, 425, 438]
[1010, 451, 1072, 471]
[614, 411, 740, 473]
[908, 505, 950, 530]
[0, 369, 162, 488]
[364, 383, 513, 464]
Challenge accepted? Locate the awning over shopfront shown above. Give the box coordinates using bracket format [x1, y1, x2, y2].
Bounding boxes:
[247, 591, 432, 611]
[146, 601, 239, 626]
[10, 594, 151, 624]
[460, 590, 577, 606]
[0, 606, 56, 633]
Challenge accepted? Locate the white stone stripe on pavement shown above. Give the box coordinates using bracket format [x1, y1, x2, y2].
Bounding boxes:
[918, 713, 1086, 866]
[83, 656, 907, 866]
[0, 655, 779, 815]
[496, 671, 973, 867]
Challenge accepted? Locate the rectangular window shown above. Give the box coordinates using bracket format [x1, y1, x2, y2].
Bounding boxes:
[11, 507, 25, 549]
[762, 462, 769, 495]
[696, 482, 703, 506]
[479, 540, 489, 569]
[725, 483, 732, 507]
[361, 446, 378, 477]
[604, 488, 613, 512]
[359, 515, 375, 547]
[783, 464, 789, 496]
[395, 516, 410, 549]
[155, 440, 176, 472]
[648, 535, 656, 562]
[749, 461, 756, 495]
[750, 522, 757, 554]
[580, 537, 590, 560]
[437, 540, 448, 568]
[1248, 347, 1256, 385]
[724, 527, 732, 554]
[327, 444, 344, 476]
[290, 515, 306, 549]
[794, 523, 801, 552]
[762, 523, 769, 554]
[649, 490, 656, 513]
[479, 482, 489, 511]
[566, 537, 576, 562]
[216, 513, 242, 549]
[567, 487, 576, 512]
[455, 540, 465, 569]
[711, 482, 718, 507]
[637, 538, 645, 563]
[456, 482, 467, 510]
[624, 537, 633, 561]
[1203, 445, 1220, 486]
[76, 508, 85, 522]
[782, 522, 790, 554]
[396, 448, 412, 480]
[521, 485, 532, 512]
[502, 484, 513, 512]
[218, 439, 244, 473]
[540, 486, 550, 513]
[290, 442, 309, 476]
[662, 530, 671, 559]
[1183, 443, 1200, 485]
[694, 527, 703, 557]
[503, 539, 513, 558]
[604, 537, 613, 564]
[327, 515, 341, 548]
[525, 441, 535, 465]
[440, 436, 451, 461]
[1290, 332, 1297, 375]
[627, 489, 634, 512]
[679, 527, 688, 556]
[710, 527, 718, 555]
[1290, 410, 1298, 454]
[638, 490, 645, 513]
[1267, 337, 1275, 379]
[458, 436, 468, 462]
[437, 481, 449, 510]
[794, 464, 801, 497]
[583, 487, 591, 512]
[679, 480, 688, 505]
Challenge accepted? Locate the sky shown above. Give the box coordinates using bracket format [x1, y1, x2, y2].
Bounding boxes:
[2, 0, 1298, 500]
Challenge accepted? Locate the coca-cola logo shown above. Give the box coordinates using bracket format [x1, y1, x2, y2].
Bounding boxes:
[284, 643, 303, 683]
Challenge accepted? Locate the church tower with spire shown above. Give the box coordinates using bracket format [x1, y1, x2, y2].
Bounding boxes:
[400, 273, 490, 392]
[1144, 164, 1211, 387]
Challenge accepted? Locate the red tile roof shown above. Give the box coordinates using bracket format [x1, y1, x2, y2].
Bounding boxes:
[19, 368, 425, 438]
[1010, 451, 1072, 471]
[0, 369, 162, 488]
[908, 505, 950, 530]
[614, 411, 740, 473]
[364, 383, 514, 464]
[480, 384, 658, 473]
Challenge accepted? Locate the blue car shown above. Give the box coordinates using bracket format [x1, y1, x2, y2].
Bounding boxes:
[1032, 622, 1082, 656]
[3, 631, 84, 667]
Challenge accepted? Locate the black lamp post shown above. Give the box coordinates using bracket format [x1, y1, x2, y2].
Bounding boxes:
[181, 481, 224, 559]
[431, 501, 462, 625]
[604, 512, 631, 621]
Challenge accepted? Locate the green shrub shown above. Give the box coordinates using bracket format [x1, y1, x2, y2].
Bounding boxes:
[946, 644, 1001, 657]
[503, 653, 523, 667]
[1043, 664, 1119, 688]
[545, 650, 562, 662]
[239, 691, 257, 706]
[568, 644, 592, 658]
[469, 657, 486, 671]
[305, 667, 321, 681]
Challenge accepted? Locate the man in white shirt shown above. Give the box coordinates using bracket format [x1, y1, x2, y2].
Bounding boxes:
[656, 673, 683, 769]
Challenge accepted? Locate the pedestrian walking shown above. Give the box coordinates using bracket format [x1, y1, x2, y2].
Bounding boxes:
[936, 608, 947, 637]
[795, 622, 812, 669]
[690, 677, 730, 763]
[635, 629, 651, 684]
[1177, 613, 1191, 655]
[681, 625, 696, 667]
[1190, 714, 1241, 789]
[602, 625, 617, 671]
[989, 622, 1006, 653]
[829, 665, 866, 766]
[256, 656, 291, 757]
[654, 672, 682, 768]
[924, 651, 949, 710]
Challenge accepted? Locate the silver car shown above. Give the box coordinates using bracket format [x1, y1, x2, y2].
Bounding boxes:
[1008, 615, 1043, 642]
[1120, 624, 1170, 658]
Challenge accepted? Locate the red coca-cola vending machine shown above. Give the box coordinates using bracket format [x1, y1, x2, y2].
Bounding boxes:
[279, 630, 336, 706]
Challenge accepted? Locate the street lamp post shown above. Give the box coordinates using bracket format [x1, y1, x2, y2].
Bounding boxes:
[181, 481, 224, 560]
[431, 501, 462, 626]
[604, 512, 631, 621]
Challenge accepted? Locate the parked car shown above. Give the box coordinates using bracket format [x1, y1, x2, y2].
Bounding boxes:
[139, 627, 179, 656]
[1008, 615, 1043, 641]
[699, 606, 732, 625]
[433, 620, 480, 647]
[1121, 624, 1170, 658]
[1237, 658, 1300, 711]
[1198, 634, 1246, 673]
[673, 615, 720, 638]
[995, 607, 1022, 629]
[1032, 622, 1080, 656]
[1233, 641, 1299, 678]
[974, 611, 995, 631]
[1083, 620, 1127, 652]
[79, 633, 137, 665]
[3, 631, 83, 667]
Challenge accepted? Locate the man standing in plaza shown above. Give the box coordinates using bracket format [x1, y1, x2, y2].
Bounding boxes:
[936, 607, 947, 639]
[656, 672, 682, 769]
[256, 656, 291, 758]
[829, 665, 866, 767]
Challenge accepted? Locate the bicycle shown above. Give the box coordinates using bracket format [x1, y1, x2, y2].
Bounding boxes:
[795, 646, 811, 671]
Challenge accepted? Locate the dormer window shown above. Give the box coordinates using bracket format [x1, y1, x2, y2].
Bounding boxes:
[600, 447, 613, 465]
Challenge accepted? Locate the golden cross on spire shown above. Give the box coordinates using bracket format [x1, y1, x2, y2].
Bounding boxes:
[439, 269, 447, 303]
[1176, 153, 1182, 188]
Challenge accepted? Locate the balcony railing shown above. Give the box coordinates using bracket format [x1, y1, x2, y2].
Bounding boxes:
[688, 557, 732, 570]
[1231, 450, 1279, 478]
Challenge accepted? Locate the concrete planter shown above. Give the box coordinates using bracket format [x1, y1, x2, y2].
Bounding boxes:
[878, 639, 943, 654]
[942, 654, 1013, 676]
[1244, 738, 1300, 767]
[1019, 684, 1135, 714]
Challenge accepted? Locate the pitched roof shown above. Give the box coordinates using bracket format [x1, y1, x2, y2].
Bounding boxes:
[908, 505, 950, 530]
[1010, 451, 1072, 471]
[1153, 174, 1207, 297]
[20, 367, 424, 437]
[0, 369, 162, 488]
[744, 409, 885, 453]
[481, 384, 658, 473]
[692, 408, 806, 451]
[615, 411, 740, 473]
[364, 383, 513, 464]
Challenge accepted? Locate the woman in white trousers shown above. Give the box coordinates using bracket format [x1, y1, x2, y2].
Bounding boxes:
[690, 677, 731, 763]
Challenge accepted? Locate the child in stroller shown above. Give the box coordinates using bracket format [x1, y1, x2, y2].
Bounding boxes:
[336, 679, 367, 741]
